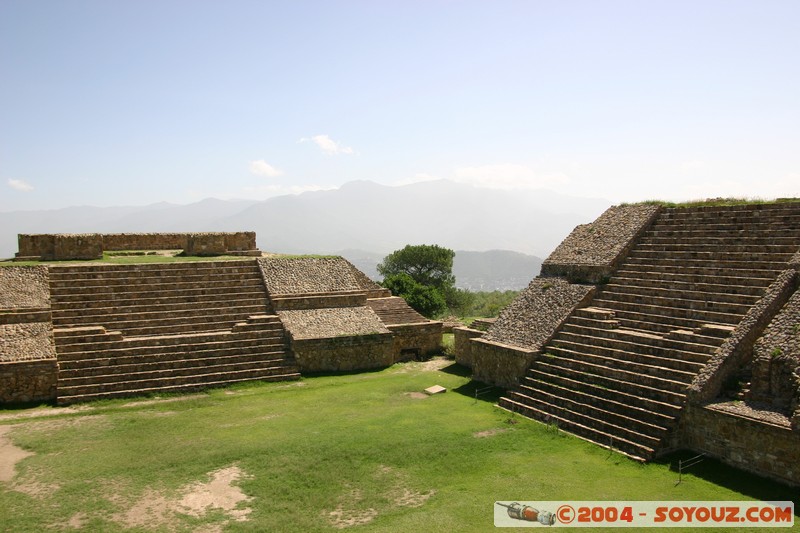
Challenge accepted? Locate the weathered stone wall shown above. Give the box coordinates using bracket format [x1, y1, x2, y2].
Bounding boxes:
[291, 334, 394, 372]
[102, 233, 188, 250]
[17, 234, 103, 261]
[453, 326, 484, 368]
[540, 204, 660, 283]
[0, 323, 56, 362]
[259, 257, 365, 295]
[271, 293, 368, 311]
[277, 307, 390, 340]
[0, 265, 57, 403]
[387, 322, 442, 361]
[750, 288, 800, 416]
[17, 232, 258, 260]
[483, 278, 595, 351]
[0, 360, 58, 404]
[0, 266, 50, 309]
[680, 404, 800, 487]
[470, 338, 538, 388]
[688, 270, 798, 403]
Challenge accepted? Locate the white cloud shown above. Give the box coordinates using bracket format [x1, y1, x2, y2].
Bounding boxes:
[7, 178, 34, 192]
[248, 159, 283, 177]
[299, 134, 355, 155]
[453, 164, 570, 190]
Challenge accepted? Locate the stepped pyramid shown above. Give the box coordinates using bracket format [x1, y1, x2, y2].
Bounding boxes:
[462, 202, 800, 461]
[49, 260, 300, 404]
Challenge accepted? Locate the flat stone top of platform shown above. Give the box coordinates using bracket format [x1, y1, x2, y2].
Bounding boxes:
[278, 307, 390, 340]
[258, 257, 381, 295]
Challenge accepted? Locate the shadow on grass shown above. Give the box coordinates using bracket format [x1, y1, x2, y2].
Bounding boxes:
[656, 450, 799, 511]
[438, 362, 472, 378]
[451, 380, 506, 404]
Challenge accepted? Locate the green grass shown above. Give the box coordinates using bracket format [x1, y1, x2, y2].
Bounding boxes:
[0, 363, 797, 532]
[624, 197, 800, 208]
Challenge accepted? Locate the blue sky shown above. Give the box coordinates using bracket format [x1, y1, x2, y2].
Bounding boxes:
[1, 0, 799, 211]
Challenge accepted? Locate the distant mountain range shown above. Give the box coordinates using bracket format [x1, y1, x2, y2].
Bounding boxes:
[0, 179, 609, 290]
[338, 248, 543, 291]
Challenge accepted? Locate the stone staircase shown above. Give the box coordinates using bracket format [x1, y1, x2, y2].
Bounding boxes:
[49, 261, 299, 404]
[500, 203, 800, 460]
[367, 296, 429, 325]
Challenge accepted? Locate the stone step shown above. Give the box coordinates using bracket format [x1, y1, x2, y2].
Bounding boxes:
[499, 396, 655, 461]
[52, 303, 268, 325]
[612, 268, 775, 287]
[49, 288, 268, 310]
[603, 277, 767, 297]
[590, 298, 744, 326]
[599, 283, 761, 306]
[622, 257, 788, 273]
[57, 336, 287, 364]
[514, 384, 671, 437]
[660, 205, 800, 217]
[49, 277, 265, 295]
[606, 308, 736, 335]
[57, 362, 298, 397]
[49, 260, 259, 275]
[645, 227, 800, 239]
[650, 214, 800, 226]
[526, 368, 682, 419]
[638, 234, 800, 247]
[551, 330, 711, 367]
[633, 241, 799, 254]
[544, 346, 697, 385]
[53, 327, 279, 351]
[595, 290, 754, 316]
[57, 318, 250, 339]
[56, 371, 301, 405]
[59, 352, 291, 384]
[626, 249, 795, 264]
[559, 321, 717, 357]
[533, 360, 687, 405]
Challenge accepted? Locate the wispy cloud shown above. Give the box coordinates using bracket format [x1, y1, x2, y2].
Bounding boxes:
[299, 134, 355, 155]
[248, 159, 283, 177]
[453, 164, 570, 190]
[7, 178, 34, 192]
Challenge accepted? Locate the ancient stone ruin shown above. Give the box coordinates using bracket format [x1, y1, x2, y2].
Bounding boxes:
[0, 240, 441, 406]
[455, 201, 800, 486]
[14, 232, 262, 261]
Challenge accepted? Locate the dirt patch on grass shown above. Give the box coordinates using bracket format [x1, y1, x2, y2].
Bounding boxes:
[0, 425, 34, 482]
[377, 465, 435, 508]
[403, 392, 428, 400]
[325, 465, 435, 529]
[0, 405, 91, 422]
[122, 394, 207, 408]
[419, 357, 451, 371]
[327, 488, 378, 529]
[110, 464, 253, 531]
[473, 428, 510, 438]
[178, 466, 252, 522]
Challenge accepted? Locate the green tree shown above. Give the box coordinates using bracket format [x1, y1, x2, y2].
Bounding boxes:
[377, 244, 455, 292]
[382, 273, 448, 318]
[379, 244, 461, 318]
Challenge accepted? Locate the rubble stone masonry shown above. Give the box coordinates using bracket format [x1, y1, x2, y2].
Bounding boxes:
[541, 204, 660, 283]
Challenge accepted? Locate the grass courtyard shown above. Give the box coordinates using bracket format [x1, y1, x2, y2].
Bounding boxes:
[0, 360, 797, 532]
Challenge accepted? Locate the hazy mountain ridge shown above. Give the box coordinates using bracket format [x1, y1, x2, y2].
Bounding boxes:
[341, 249, 543, 292]
[0, 180, 608, 289]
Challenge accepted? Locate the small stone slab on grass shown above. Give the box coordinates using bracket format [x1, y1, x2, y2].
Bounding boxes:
[424, 385, 446, 396]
